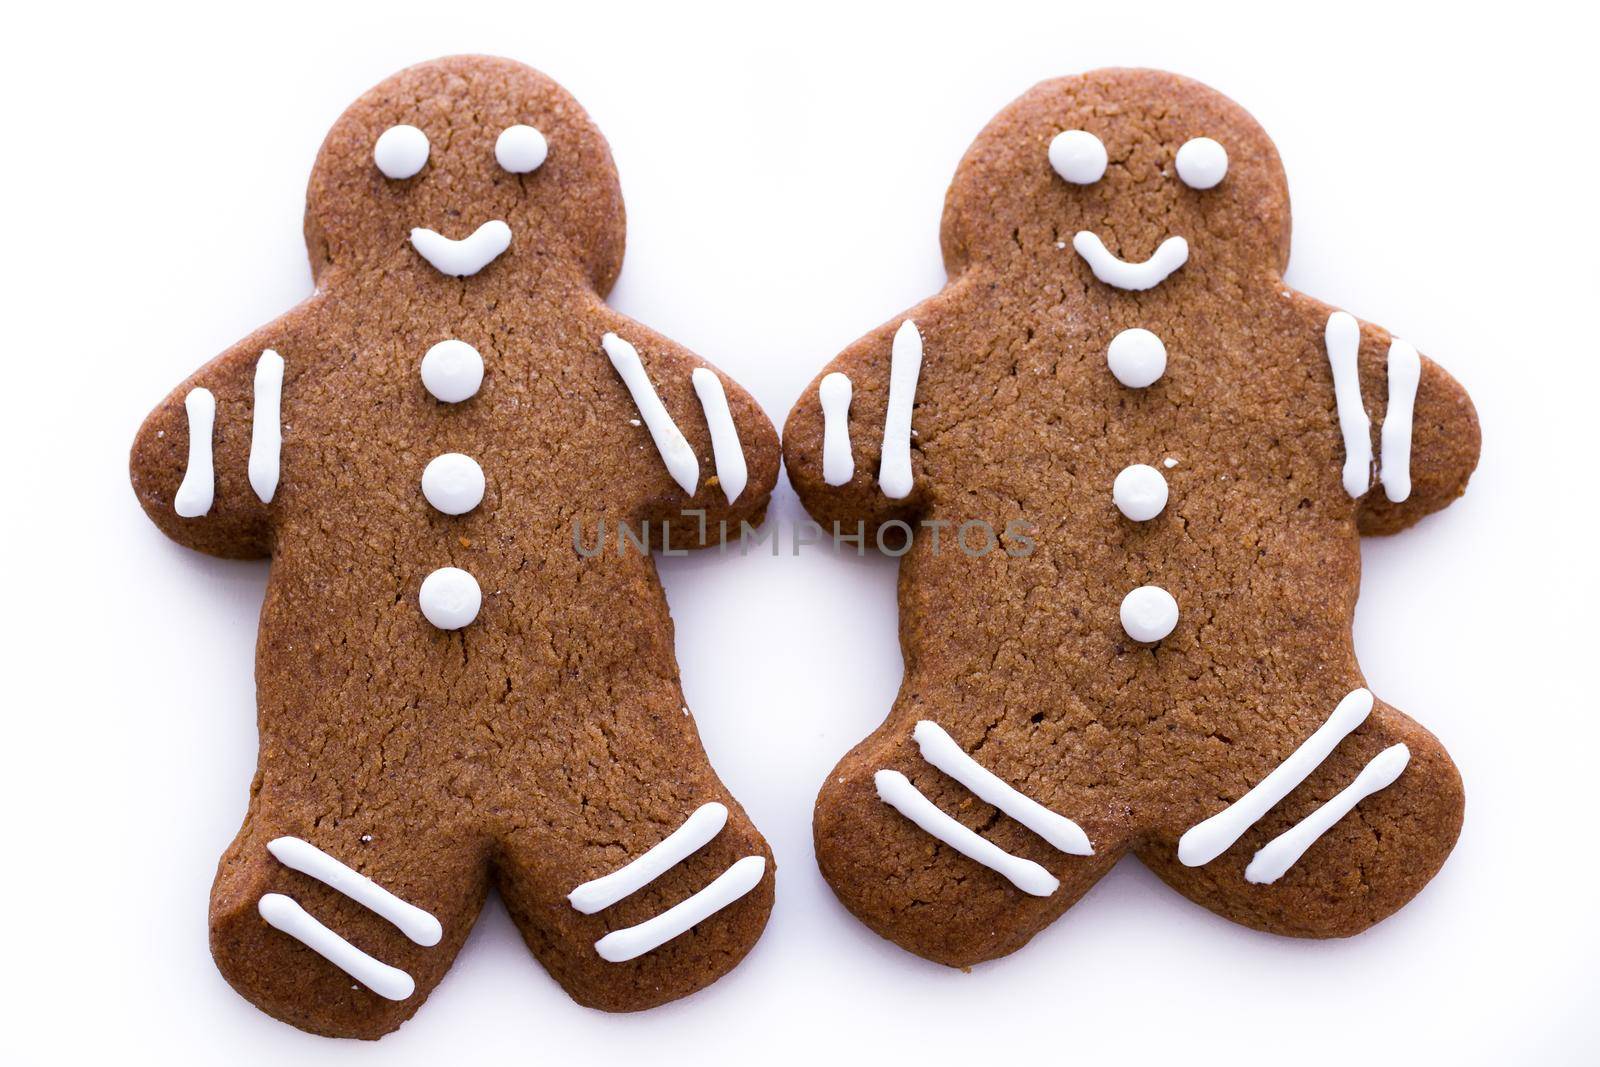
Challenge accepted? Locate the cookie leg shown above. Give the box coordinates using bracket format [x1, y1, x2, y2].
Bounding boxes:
[1136, 700, 1463, 938]
[815, 716, 1125, 968]
[490, 741, 774, 1012]
[209, 802, 489, 1039]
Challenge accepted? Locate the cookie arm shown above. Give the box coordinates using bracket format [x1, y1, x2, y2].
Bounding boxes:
[130, 322, 302, 559]
[782, 285, 970, 540]
[594, 313, 780, 548]
[1299, 299, 1480, 536]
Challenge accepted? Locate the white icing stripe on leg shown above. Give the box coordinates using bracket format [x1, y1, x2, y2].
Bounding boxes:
[1072, 231, 1189, 290]
[593, 854, 766, 963]
[174, 387, 216, 518]
[1381, 340, 1421, 503]
[912, 721, 1093, 856]
[257, 893, 415, 1001]
[249, 349, 283, 504]
[819, 372, 854, 486]
[878, 320, 922, 499]
[1325, 311, 1373, 498]
[1178, 688, 1374, 867]
[690, 369, 748, 505]
[568, 802, 730, 915]
[267, 837, 443, 947]
[875, 769, 1059, 897]
[1245, 744, 1411, 885]
[602, 332, 699, 496]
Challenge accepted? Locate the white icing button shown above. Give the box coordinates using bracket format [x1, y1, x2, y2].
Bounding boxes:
[1120, 585, 1179, 643]
[421, 453, 485, 515]
[374, 124, 429, 180]
[1175, 137, 1228, 190]
[1113, 464, 1169, 521]
[1106, 328, 1167, 388]
[419, 567, 481, 630]
[420, 340, 484, 403]
[495, 125, 548, 173]
[1048, 130, 1107, 185]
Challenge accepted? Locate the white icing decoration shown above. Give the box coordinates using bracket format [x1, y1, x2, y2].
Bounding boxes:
[878, 320, 923, 500]
[409, 220, 511, 277]
[912, 721, 1092, 856]
[691, 368, 748, 505]
[568, 802, 729, 915]
[1106, 328, 1167, 388]
[1244, 743, 1410, 884]
[249, 350, 283, 504]
[1381, 339, 1421, 503]
[1119, 585, 1178, 643]
[418, 567, 481, 630]
[267, 837, 443, 946]
[1325, 311, 1373, 497]
[495, 125, 548, 173]
[819, 372, 854, 486]
[421, 453, 485, 516]
[1175, 137, 1229, 190]
[1048, 129, 1108, 185]
[257, 893, 415, 1000]
[1113, 464, 1169, 521]
[1178, 687, 1374, 867]
[602, 332, 698, 496]
[594, 855, 766, 963]
[1073, 232, 1189, 291]
[174, 387, 215, 518]
[373, 124, 429, 180]
[874, 769, 1059, 897]
[420, 339, 484, 403]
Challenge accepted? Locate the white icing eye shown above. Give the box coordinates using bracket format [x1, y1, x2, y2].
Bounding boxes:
[374, 124, 429, 180]
[1175, 137, 1228, 189]
[495, 125, 548, 173]
[1049, 129, 1107, 185]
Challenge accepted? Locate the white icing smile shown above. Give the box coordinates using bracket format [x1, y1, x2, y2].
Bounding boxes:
[1072, 231, 1188, 291]
[409, 220, 511, 277]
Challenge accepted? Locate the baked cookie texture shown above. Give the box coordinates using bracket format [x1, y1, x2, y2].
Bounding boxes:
[783, 69, 1478, 967]
[130, 56, 778, 1038]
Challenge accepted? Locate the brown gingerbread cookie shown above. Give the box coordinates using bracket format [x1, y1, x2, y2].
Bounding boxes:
[783, 68, 1478, 967]
[130, 55, 778, 1038]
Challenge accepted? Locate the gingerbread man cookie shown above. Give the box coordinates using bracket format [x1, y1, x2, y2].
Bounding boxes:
[783, 69, 1478, 966]
[130, 56, 778, 1038]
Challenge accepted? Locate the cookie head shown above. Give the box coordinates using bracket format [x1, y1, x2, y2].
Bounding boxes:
[305, 55, 625, 291]
[940, 68, 1291, 280]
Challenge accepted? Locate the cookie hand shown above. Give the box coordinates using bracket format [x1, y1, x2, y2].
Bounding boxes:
[783, 287, 967, 540]
[130, 319, 304, 559]
[1301, 299, 1480, 535]
[596, 312, 780, 548]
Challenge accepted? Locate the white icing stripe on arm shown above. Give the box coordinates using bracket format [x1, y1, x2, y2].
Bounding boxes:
[819, 372, 854, 486]
[1072, 232, 1189, 291]
[174, 387, 216, 518]
[249, 350, 283, 504]
[913, 721, 1093, 856]
[878, 320, 922, 499]
[409, 220, 511, 277]
[267, 837, 442, 946]
[1381, 339, 1421, 503]
[1325, 311, 1373, 498]
[875, 769, 1059, 896]
[602, 332, 699, 496]
[1245, 744, 1410, 885]
[257, 894, 415, 1001]
[594, 855, 766, 963]
[1177, 688, 1374, 867]
[568, 802, 729, 915]
[690, 369, 748, 504]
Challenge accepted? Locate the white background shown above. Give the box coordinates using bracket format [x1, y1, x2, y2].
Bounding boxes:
[3, 1, 1596, 1062]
